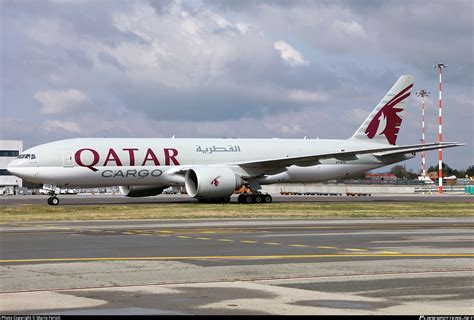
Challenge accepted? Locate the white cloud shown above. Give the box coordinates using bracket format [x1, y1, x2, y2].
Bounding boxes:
[278, 124, 303, 135]
[288, 90, 330, 103]
[2, 0, 471, 169]
[25, 20, 62, 46]
[235, 23, 249, 35]
[34, 89, 91, 115]
[273, 40, 309, 66]
[262, 109, 332, 138]
[42, 120, 82, 134]
[109, 2, 259, 87]
[181, 19, 199, 36]
[331, 20, 366, 38]
[209, 11, 235, 30]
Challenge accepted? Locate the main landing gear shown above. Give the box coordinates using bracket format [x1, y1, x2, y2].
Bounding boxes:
[198, 197, 231, 204]
[47, 191, 60, 206]
[237, 193, 272, 204]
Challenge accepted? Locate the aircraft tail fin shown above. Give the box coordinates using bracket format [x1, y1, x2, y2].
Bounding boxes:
[350, 75, 415, 145]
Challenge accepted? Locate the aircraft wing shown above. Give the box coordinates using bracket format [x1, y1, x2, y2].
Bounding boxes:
[236, 142, 465, 170]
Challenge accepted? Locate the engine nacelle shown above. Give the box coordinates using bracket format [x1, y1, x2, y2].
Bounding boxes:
[185, 167, 242, 199]
[119, 185, 165, 197]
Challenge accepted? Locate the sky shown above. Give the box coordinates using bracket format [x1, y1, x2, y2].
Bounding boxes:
[1, 0, 473, 171]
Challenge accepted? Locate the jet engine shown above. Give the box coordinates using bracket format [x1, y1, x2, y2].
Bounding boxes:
[119, 185, 165, 197]
[185, 167, 243, 199]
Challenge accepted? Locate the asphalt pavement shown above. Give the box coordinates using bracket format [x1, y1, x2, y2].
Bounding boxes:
[1, 218, 473, 314]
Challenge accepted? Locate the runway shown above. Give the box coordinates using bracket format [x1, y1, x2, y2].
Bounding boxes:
[2, 193, 473, 206]
[1, 218, 473, 314]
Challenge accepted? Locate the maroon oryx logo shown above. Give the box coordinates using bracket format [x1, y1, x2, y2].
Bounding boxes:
[365, 83, 413, 145]
[211, 176, 221, 187]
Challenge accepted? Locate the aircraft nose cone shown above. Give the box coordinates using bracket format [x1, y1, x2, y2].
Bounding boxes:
[6, 160, 20, 176]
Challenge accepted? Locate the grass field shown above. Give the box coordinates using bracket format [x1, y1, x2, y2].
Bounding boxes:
[0, 202, 473, 222]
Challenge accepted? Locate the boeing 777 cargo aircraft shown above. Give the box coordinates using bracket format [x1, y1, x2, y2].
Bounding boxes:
[7, 76, 464, 205]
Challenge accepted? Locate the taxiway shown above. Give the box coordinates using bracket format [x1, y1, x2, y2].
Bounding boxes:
[1, 218, 473, 314]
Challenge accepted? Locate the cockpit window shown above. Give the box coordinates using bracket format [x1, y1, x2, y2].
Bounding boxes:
[17, 154, 36, 159]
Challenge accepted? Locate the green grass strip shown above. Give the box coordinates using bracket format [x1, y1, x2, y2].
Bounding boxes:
[0, 202, 473, 222]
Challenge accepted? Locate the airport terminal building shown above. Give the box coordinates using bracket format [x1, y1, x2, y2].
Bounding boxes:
[0, 140, 23, 190]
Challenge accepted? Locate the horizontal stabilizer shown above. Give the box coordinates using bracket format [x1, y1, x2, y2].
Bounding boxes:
[373, 142, 466, 157]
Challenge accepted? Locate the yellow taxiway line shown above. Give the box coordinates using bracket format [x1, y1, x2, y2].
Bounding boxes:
[1, 253, 473, 264]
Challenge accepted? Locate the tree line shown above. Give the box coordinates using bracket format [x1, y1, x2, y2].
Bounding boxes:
[390, 164, 474, 180]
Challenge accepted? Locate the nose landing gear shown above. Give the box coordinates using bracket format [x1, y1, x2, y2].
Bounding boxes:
[47, 191, 60, 206]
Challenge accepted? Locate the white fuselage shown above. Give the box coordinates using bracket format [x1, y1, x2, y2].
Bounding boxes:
[7, 138, 412, 188]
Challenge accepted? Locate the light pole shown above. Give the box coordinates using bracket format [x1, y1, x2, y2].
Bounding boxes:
[415, 90, 430, 177]
[434, 63, 448, 193]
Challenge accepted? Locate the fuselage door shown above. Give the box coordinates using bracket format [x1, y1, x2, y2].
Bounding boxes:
[63, 152, 74, 167]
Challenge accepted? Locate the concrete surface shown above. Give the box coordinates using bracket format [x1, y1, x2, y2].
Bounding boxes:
[0, 218, 473, 315]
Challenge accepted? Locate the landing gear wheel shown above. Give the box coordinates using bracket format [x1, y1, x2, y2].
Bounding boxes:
[263, 194, 273, 203]
[51, 197, 59, 206]
[238, 193, 272, 204]
[253, 194, 262, 203]
[48, 196, 60, 206]
[244, 195, 253, 204]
